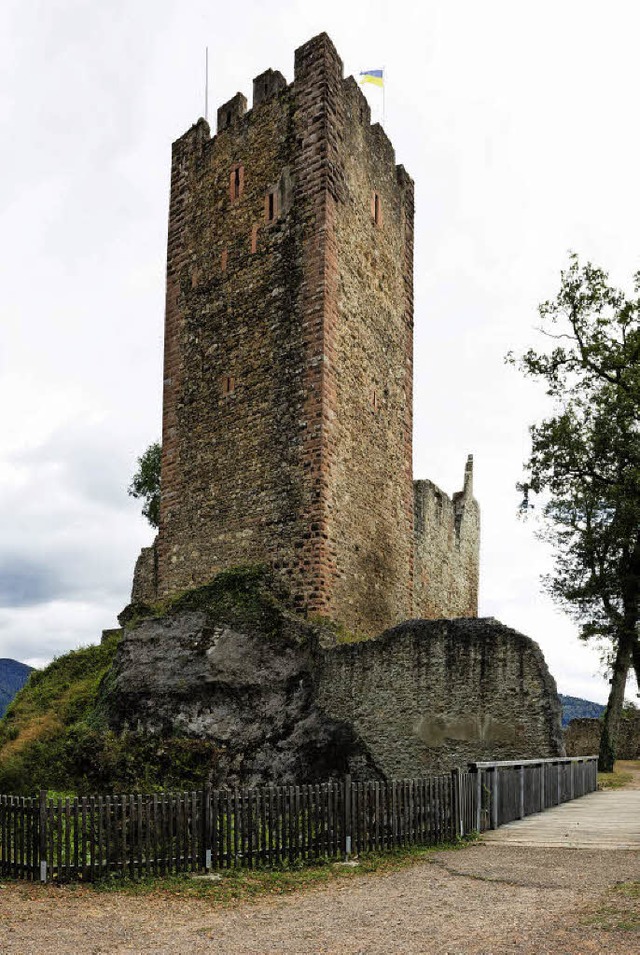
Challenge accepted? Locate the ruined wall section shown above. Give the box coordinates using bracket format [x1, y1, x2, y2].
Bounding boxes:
[110, 578, 565, 783]
[317, 618, 564, 777]
[131, 540, 157, 605]
[565, 715, 640, 759]
[326, 74, 415, 635]
[413, 456, 480, 619]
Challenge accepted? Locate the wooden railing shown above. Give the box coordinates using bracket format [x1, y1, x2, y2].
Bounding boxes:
[469, 756, 598, 831]
[0, 758, 598, 883]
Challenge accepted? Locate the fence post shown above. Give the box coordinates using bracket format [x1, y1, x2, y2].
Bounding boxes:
[519, 765, 525, 819]
[491, 768, 499, 830]
[202, 786, 212, 872]
[343, 775, 352, 860]
[569, 760, 574, 800]
[556, 761, 561, 805]
[39, 790, 47, 883]
[539, 763, 545, 811]
[474, 766, 482, 833]
[451, 768, 462, 838]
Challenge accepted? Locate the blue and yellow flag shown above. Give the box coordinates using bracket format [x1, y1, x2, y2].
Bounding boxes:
[360, 69, 384, 88]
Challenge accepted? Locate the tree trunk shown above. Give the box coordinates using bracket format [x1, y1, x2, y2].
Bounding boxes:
[632, 637, 640, 700]
[598, 633, 633, 772]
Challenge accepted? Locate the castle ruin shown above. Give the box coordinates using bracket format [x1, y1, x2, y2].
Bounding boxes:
[132, 32, 479, 637]
[115, 34, 565, 781]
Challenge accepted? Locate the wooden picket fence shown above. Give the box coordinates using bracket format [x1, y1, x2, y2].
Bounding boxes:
[0, 758, 597, 883]
[0, 773, 464, 882]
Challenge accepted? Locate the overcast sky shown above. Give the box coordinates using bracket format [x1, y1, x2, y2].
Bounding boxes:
[1, 0, 638, 704]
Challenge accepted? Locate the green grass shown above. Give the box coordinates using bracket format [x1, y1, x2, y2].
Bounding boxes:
[88, 839, 475, 903]
[0, 623, 219, 795]
[583, 881, 640, 932]
[0, 566, 295, 796]
[0, 634, 121, 794]
[597, 769, 633, 790]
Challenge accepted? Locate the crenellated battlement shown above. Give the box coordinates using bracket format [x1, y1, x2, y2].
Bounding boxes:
[177, 34, 410, 194]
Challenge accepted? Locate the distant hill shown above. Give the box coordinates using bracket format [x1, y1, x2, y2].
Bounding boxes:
[0, 659, 33, 717]
[558, 694, 605, 727]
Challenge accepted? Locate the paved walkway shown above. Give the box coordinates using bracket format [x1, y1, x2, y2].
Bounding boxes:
[482, 788, 640, 849]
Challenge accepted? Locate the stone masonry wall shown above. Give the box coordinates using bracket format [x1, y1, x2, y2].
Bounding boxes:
[317, 617, 564, 777]
[134, 33, 480, 636]
[414, 456, 480, 619]
[565, 715, 640, 759]
[327, 75, 415, 634]
[158, 86, 311, 602]
[153, 34, 417, 636]
[131, 541, 157, 605]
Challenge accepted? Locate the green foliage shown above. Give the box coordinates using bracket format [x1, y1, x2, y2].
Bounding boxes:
[509, 254, 640, 770]
[0, 567, 292, 796]
[0, 631, 221, 795]
[128, 441, 161, 529]
[120, 565, 293, 642]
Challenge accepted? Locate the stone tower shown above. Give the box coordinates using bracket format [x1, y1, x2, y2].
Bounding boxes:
[131, 33, 480, 637]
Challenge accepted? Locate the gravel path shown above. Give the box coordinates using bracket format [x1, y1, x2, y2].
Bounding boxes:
[1, 767, 638, 953]
[1, 842, 637, 954]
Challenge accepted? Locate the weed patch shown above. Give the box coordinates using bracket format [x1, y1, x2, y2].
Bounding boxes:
[87, 840, 473, 904]
[583, 881, 640, 932]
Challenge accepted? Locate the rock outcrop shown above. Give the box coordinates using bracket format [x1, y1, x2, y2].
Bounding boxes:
[105, 568, 564, 786]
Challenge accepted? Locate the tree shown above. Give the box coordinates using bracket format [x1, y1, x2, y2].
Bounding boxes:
[509, 254, 640, 771]
[128, 442, 161, 530]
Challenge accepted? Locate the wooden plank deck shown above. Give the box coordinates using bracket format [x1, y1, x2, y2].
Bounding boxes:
[482, 790, 640, 849]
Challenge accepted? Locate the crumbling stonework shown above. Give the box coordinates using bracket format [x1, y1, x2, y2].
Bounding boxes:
[414, 456, 480, 619]
[110, 572, 564, 784]
[317, 616, 564, 776]
[131, 545, 157, 605]
[131, 33, 480, 637]
[564, 715, 640, 759]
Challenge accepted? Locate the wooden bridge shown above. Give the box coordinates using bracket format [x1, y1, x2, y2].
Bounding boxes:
[480, 759, 640, 850]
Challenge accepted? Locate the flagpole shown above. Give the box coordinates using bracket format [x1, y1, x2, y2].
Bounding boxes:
[205, 47, 209, 122]
[382, 63, 386, 127]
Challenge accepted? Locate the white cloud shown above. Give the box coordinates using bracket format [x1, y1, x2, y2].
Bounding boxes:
[1, 0, 638, 708]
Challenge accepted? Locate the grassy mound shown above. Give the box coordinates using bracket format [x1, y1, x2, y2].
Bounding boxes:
[0, 628, 222, 796]
[0, 566, 342, 797]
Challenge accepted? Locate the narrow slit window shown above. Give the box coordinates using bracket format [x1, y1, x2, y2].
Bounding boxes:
[265, 189, 279, 223]
[372, 191, 382, 226]
[229, 164, 244, 202]
[222, 375, 236, 396]
[372, 389, 378, 411]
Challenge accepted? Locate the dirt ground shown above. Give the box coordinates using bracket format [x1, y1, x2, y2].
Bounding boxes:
[1, 843, 638, 954]
[0, 768, 638, 954]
